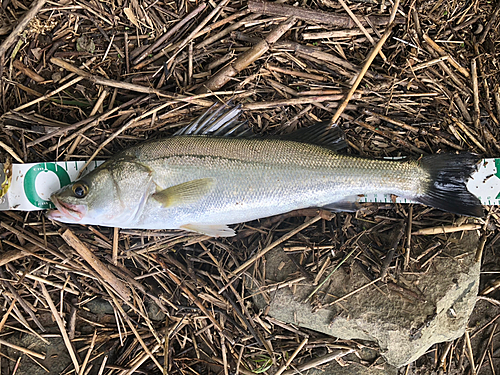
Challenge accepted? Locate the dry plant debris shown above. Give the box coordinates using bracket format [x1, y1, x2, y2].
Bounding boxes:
[0, 0, 499, 374]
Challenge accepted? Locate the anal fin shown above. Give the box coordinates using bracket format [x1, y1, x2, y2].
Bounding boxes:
[323, 196, 361, 212]
[181, 223, 236, 237]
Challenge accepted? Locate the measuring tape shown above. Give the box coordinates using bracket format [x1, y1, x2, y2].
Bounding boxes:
[0, 159, 497, 211]
[0, 161, 103, 211]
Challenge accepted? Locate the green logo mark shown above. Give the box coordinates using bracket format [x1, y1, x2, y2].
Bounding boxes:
[24, 163, 71, 208]
[495, 159, 500, 199]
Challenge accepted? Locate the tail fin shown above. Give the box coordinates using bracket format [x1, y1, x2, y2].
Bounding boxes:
[415, 153, 483, 217]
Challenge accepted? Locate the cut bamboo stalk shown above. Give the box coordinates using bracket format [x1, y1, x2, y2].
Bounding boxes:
[61, 229, 131, 301]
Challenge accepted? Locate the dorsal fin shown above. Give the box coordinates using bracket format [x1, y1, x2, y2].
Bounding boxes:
[174, 103, 347, 151]
[174, 103, 248, 137]
[278, 121, 347, 151]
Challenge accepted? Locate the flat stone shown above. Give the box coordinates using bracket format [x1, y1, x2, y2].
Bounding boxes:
[253, 231, 479, 367]
[303, 361, 397, 375]
[2, 335, 72, 375]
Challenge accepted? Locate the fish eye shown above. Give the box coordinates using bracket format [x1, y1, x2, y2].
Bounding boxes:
[72, 182, 88, 198]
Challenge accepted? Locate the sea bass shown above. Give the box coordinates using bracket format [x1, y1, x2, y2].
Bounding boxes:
[47, 105, 483, 237]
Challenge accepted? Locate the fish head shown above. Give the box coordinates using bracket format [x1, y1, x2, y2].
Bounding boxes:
[47, 166, 124, 225]
[47, 158, 155, 226]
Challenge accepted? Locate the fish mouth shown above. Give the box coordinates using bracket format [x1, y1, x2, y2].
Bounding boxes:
[47, 196, 86, 222]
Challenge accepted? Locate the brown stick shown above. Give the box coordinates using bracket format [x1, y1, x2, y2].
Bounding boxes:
[51, 57, 214, 107]
[412, 223, 482, 235]
[361, 110, 463, 152]
[275, 338, 308, 375]
[274, 40, 379, 79]
[61, 229, 131, 301]
[423, 34, 469, 77]
[0, 249, 29, 266]
[26, 116, 95, 147]
[106, 286, 163, 371]
[471, 59, 482, 133]
[165, 268, 225, 333]
[330, 0, 400, 124]
[196, 12, 258, 51]
[302, 29, 370, 40]
[136, 12, 257, 71]
[342, 113, 426, 154]
[0, 0, 47, 59]
[0, 268, 46, 332]
[328, 277, 382, 306]
[0, 338, 46, 359]
[51, 57, 164, 95]
[12, 60, 45, 82]
[281, 349, 355, 375]
[229, 33, 374, 78]
[265, 64, 326, 81]
[112, 227, 119, 266]
[248, 1, 403, 28]
[337, 0, 386, 61]
[168, 0, 232, 65]
[330, 22, 394, 124]
[31, 95, 147, 150]
[14, 76, 84, 111]
[478, 2, 500, 44]
[79, 330, 97, 375]
[229, 215, 322, 278]
[465, 330, 477, 375]
[242, 95, 360, 110]
[133, 2, 207, 65]
[0, 298, 16, 332]
[475, 323, 497, 373]
[198, 16, 297, 93]
[451, 116, 487, 153]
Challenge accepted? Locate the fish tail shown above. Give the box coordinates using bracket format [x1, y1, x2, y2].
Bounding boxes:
[415, 153, 483, 217]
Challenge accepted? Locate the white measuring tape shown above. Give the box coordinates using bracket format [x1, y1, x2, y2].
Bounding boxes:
[0, 158, 498, 211]
[1, 161, 103, 211]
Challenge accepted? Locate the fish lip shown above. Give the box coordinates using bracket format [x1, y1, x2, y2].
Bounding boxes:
[48, 196, 86, 221]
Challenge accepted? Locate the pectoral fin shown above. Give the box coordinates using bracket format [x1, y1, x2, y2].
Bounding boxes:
[153, 178, 215, 207]
[180, 223, 235, 237]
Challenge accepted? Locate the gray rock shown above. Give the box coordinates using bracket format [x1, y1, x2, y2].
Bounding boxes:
[85, 297, 115, 315]
[147, 300, 167, 321]
[2, 335, 72, 375]
[252, 231, 479, 368]
[302, 361, 396, 375]
[288, 348, 398, 375]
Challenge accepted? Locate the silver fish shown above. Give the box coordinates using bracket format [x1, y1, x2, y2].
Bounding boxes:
[47, 105, 483, 237]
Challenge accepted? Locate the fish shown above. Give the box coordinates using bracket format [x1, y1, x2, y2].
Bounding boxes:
[47, 104, 483, 237]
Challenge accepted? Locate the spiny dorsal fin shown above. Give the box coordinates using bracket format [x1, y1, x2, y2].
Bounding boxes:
[174, 103, 248, 137]
[174, 103, 347, 150]
[153, 178, 215, 207]
[278, 121, 347, 151]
